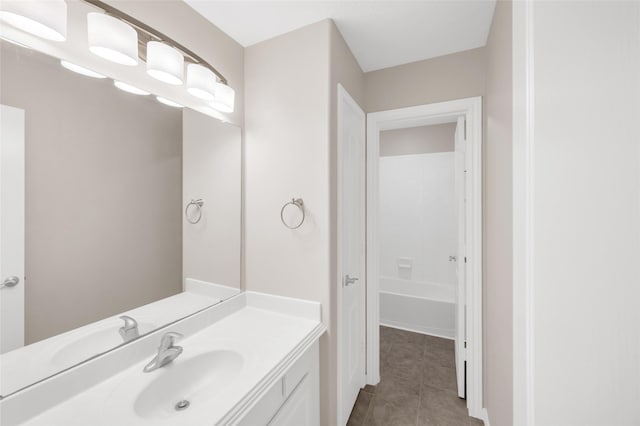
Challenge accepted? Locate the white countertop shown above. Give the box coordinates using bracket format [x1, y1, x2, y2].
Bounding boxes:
[0, 292, 325, 426]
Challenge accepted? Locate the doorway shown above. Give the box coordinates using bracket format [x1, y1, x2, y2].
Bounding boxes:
[365, 97, 483, 418]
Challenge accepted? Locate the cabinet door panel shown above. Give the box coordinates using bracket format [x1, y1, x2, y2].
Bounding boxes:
[269, 374, 317, 426]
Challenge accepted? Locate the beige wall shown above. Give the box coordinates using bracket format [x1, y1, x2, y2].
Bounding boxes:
[380, 123, 455, 157]
[483, 1, 513, 425]
[364, 47, 486, 113]
[329, 20, 365, 426]
[105, 0, 245, 127]
[0, 43, 183, 344]
[244, 20, 333, 425]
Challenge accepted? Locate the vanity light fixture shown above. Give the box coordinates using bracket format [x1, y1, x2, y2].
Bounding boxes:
[156, 96, 183, 108]
[210, 83, 235, 113]
[146, 41, 184, 85]
[114, 81, 149, 96]
[81, 0, 235, 113]
[60, 60, 106, 79]
[87, 13, 138, 66]
[0, 0, 67, 41]
[186, 64, 218, 101]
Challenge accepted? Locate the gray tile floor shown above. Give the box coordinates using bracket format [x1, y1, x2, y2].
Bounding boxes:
[347, 326, 484, 426]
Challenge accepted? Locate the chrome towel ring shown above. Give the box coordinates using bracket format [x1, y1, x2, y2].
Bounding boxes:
[185, 199, 204, 224]
[281, 198, 305, 229]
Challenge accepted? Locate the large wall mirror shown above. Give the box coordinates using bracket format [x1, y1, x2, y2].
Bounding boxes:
[0, 38, 241, 396]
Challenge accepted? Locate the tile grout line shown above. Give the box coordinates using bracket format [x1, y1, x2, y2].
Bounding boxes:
[415, 335, 428, 426]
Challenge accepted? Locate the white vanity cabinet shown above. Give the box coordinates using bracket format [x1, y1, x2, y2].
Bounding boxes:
[236, 341, 320, 426]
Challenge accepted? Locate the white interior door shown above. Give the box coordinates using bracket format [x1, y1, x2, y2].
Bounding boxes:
[337, 85, 366, 425]
[0, 104, 25, 354]
[454, 116, 466, 398]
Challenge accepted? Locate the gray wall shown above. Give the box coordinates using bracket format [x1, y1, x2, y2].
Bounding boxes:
[380, 123, 455, 157]
[0, 43, 183, 344]
[483, 1, 513, 425]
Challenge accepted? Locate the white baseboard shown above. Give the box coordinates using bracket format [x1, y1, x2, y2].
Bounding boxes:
[480, 408, 490, 426]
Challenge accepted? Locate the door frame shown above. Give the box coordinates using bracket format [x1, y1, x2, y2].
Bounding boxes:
[0, 104, 26, 354]
[336, 84, 367, 425]
[365, 97, 483, 418]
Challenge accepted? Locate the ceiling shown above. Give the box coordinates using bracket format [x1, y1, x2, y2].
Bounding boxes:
[184, 1, 496, 72]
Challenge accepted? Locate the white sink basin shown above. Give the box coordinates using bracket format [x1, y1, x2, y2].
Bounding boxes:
[105, 349, 244, 423]
[51, 322, 156, 367]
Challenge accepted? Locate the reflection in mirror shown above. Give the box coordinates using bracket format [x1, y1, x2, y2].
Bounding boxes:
[0, 41, 241, 397]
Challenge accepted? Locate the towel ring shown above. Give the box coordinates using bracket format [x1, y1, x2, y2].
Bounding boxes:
[280, 198, 305, 229]
[185, 199, 204, 224]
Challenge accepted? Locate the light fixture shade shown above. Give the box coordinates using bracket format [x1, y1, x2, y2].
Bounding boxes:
[156, 96, 183, 108]
[186, 64, 217, 100]
[0, 0, 67, 41]
[146, 41, 184, 85]
[210, 83, 235, 113]
[60, 60, 106, 79]
[114, 81, 149, 96]
[87, 13, 138, 66]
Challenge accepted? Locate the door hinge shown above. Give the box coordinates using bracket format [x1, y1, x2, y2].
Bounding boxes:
[464, 257, 467, 263]
[464, 341, 467, 348]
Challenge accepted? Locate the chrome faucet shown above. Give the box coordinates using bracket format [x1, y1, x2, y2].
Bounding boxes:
[143, 332, 183, 373]
[119, 315, 139, 342]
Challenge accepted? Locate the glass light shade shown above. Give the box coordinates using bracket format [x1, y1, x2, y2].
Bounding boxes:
[60, 60, 106, 79]
[210, 83, 235, 113]
[0, 0, 67, 41]
[186, 64, 217, 100]
[87, 13, 138, 66]
[114, 81, 149, 96]
[156, 96, 183, 108]
[146, 41, 184, 85]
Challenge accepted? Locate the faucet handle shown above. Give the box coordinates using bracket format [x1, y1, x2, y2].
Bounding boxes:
[119, 315, 138, 330]
[159, 332, 183, 350]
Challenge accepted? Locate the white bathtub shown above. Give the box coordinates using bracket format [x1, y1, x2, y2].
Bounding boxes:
[379, 277, 455, 339]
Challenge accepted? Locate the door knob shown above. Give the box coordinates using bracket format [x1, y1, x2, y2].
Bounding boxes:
[1, 276, 20, 289]
[343, 274, 359, 287]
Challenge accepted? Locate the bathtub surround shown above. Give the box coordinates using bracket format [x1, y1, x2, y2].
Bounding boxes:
[379, 153, 456, 286]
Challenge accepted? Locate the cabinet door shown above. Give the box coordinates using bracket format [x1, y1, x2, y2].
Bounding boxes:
[269, 374, 318, 426]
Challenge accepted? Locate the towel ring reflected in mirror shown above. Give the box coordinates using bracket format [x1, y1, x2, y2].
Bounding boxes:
[281, 198, 305, 229]
[185, 199, 204, 224]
